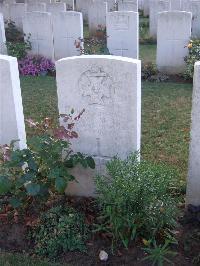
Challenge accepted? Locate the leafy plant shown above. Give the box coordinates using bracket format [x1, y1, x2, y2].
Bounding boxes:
[95, 153, 178, 250]
[142, 62, 169, 82]
[30, 205, 88, 257]
[0, 110, 95, 211]
[142, 239, 177, 266]
[184, 39, 200, 79]
[79, 25, 109, 55]
[5, 20, 31, 60]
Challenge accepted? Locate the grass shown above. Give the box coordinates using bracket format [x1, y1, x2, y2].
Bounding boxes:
[20, 76, 193, 183]
[140, 44, 156, 64]
[142, 81, 192, 183]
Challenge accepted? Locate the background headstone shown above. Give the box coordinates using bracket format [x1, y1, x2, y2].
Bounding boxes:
[0, 55, 26, 149]
[56, 55, 141, 196]
[10, 3, 27, 30]
[88, 0, 107, 35]
[27, 3, 46, 12]
[53, 11, 83, 60]
[0, 3, 10, 21]
[46, 2, 66, 14]
[106, 11, 139, 59]
[149, 0, 170, 38]
[156, 11, 192, 74]
[190, 0, 200, 38]
[23, 12, 54, 61]
[118, 0, 138, 12]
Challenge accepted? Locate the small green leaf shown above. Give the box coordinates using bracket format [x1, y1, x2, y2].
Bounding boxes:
[0, 176, 12, 195]
[25, 183, 40, 196]
[55, 177, 67, 193]
[86, 157, 95, 169]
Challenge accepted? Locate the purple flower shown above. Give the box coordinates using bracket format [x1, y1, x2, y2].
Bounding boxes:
[18, 55, 55, 76]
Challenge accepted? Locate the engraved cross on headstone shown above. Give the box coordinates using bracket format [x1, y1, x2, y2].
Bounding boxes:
[115, 41, 128, 56]
[32, 32, 46, 55]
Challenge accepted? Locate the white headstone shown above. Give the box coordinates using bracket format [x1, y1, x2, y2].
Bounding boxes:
[0, 13, 6, 54]
[46, 3, 66, 14]
[53, 11, 83, 60]
[107, 11, 139, 59]
[0, 3, 10, 21]
[138, 0, 144, 9]
[88, 0, 107, 35]
[0, 55, 26, 149]
[157, 11, 192, 74]
[23, 12, 54, 61]
[56, 55, 141, 196]
[169, 0, 182, 10]
[181, 0, 191, 11]
[187, 61, 200, 206]
[27, 3, 46, 12]
[149, 0, 170, 38]
[10, 3, 27, 30]
[190, 0, 200, 38]
[76, 0, 91, 20]
[57, 0, 74, 10]
[107, 0, 116, 11]
[143, 0, 149, 15]
[118, 0, 138, 12]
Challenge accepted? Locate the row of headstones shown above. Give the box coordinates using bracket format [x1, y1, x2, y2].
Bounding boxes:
[139, 0, 197, 16]
[149, 0, 200, 38]
[0, 2, 73, 30]
[0, 9, 192, 74]
[0, 53, 199, 205]
[0, 8, 139, 60]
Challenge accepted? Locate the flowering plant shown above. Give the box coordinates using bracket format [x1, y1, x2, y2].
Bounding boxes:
[18, 55, 55, 76]
[184, 39, 200, 79]
[0, 110, 95, 211]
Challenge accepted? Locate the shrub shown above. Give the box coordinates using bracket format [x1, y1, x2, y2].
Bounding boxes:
[0, 111, 95, 211]
[18, 55, 55, 76]
[95, 154, 178, 250]
[5, 20, 24, 42]
[5, 20, 31, 59]
[184, 39, 200, 79]
[31, 205, 88, 257]
[142, 62, 169, 82]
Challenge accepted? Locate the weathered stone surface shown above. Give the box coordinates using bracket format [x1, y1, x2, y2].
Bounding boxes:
[169, 0, 182, 10]
[46, 2, 66, 14]
[118, 0, 138, 12]
[0, 3, 10, 21]
[149, 0, 170, 38]
[56, 55, 141, 196]
[107, 0, 116, 11]
[106, 11, 139, 59]
[88, 0, 107, 35]
[157, 11, 192, 74]
[23, 12, 54, 61]
[10, 3, 27, 30]
[0, 13, 6, 54]
[190, 0, 200, 38]
[75, 0, 91, 20]
[187, 61, 200, 206]
[0, 55, 26, 149]
[53, 11, 83, 60]
[27, 2, 46, 12]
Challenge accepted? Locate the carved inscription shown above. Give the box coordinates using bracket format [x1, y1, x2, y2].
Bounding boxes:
[113, 14, 129, 30]
[78, 66, 114, 105]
